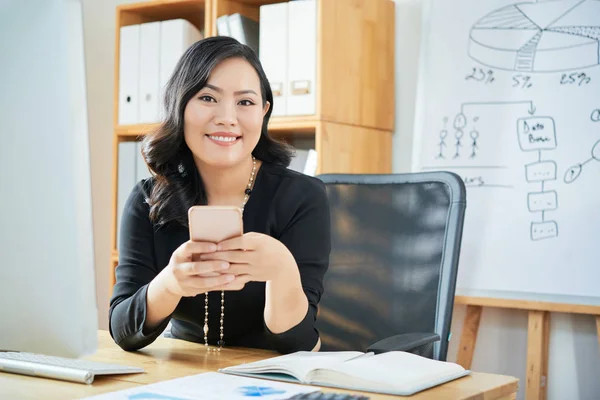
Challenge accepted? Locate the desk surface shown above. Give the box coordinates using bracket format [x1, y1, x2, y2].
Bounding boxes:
[1, 331, 519, 400]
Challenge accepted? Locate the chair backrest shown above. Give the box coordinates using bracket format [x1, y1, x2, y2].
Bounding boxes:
[315, 171, 466, 361]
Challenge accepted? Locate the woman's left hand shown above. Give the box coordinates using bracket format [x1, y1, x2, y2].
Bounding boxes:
[199, 232, 296, 285]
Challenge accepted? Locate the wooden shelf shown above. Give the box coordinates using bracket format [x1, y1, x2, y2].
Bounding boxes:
[114, 115, 318, 141]
[115, 123, 159, 140]
[230, 0, 281, 5]
[267, 115, 317, 134]
[119, 0, 206, 31]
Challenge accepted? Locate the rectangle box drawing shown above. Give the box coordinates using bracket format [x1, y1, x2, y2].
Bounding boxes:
[531, 221, 558, 240]
[528, 191, 558, 212]
[526, 160, 557, 182]
[517, 117, 556, 151]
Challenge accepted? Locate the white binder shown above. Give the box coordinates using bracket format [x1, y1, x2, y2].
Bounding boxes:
[116, 142, 137, 245]
[138, 22, 161, 123]
[118, 25, 140, 125]
[135, 141, 152, 182]
[159, 19, 202, 120]
[259, 3, 289, 117]
[288, 148, 318, 176]
[287, 0, 317, 116]
[228, 13, 259, 54]
[216, 15, 230, 36]
[303, 149, 318, 176]
[116, 141, 153, 246]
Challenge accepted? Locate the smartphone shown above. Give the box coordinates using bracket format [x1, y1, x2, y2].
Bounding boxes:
[188, 205, 243, 244]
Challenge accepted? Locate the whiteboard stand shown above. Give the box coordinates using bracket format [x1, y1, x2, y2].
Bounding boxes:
[453, 294, 600, 400]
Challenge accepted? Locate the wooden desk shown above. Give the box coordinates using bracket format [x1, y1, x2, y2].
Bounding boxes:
[1, 331, 519, 400]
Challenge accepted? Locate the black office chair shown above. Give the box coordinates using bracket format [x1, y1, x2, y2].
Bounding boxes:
[315, 171, 466, 361]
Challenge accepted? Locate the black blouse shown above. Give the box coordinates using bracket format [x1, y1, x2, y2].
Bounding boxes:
[108, 161, 331, 354]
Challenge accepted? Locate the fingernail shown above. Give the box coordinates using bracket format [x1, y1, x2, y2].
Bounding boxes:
[221, 262, 229, 269]
[226, 275, 234, 281]
[209, 244, 217, 252]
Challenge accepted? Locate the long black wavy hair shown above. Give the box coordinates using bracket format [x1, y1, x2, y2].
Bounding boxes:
[140, 36, 294, 227]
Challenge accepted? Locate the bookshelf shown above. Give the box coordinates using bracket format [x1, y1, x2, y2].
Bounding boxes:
[110, 0, 395, 288]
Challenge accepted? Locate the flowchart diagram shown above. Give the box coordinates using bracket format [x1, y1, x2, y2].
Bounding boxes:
[412, 0, 600, 301]
[516, 114, 559, 240]
[433, 100, 560, 240]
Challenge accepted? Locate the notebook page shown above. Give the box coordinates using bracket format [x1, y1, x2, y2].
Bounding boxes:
[222, 351, 364, 381]
[309, 351, 466, 391]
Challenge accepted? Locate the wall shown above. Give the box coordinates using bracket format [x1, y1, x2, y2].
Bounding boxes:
[81, 0, 149, 330]
[391, 1, 600, 399]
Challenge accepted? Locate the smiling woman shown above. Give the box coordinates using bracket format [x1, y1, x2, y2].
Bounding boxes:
[109, 36, 331, 355]
[184, 58, 267, 169]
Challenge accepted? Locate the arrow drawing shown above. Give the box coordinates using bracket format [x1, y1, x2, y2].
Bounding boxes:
[461, 100, 536, 115]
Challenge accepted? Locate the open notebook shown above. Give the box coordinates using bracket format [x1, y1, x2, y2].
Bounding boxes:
[219, 351, 470, 396]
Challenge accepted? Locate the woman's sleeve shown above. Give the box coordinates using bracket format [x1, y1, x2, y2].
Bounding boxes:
[264, 177, 331, 353]
[108, 180, 172, 351]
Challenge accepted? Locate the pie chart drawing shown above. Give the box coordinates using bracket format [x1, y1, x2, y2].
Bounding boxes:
[468, 0, 600, 72]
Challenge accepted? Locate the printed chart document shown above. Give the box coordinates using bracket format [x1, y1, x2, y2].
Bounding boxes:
[220, 351, 470, 396]
[82, 372, 318, 400]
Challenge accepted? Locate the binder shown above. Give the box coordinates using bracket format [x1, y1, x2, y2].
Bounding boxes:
[216, 15, 230, 36]
[118, 25, 140, 125]
[287, 0, 317, 116]
[303, 149, 318, 176]
[135, 141, 152, 182]
[259, 3, 289, 117]
[228, 13, 259, 55]
[116, 142, 137, 245]
[138, 22, 161, 123]
[159, 19, 202, 120]
[116, 141, 152, 246]
[288, 148, 318, 176]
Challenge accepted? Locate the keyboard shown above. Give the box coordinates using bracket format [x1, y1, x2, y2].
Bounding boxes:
[0, 351, 144, 384]
[285, 392, 370, 400]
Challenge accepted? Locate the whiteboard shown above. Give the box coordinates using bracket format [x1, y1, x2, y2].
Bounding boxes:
[411, 0, 600, 301]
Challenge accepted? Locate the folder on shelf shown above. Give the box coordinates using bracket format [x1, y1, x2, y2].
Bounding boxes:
[116, 142, 137, 245]
[216, 15, 230, 36]
[138, 22, 161, 123]
[228, 13, 259, 55]
[288, 149, 318, 176]
[118, 25, 140, 125]
[158, 19, 202, 120]
[118, 19, 201, 125]
[259, 0, 317, 117]
[116, 142, 153, 246]
[217, 14, 259, 55]
[259, 3, 289, 117]
[135, 141, 153, 182]
[287, 0, 317, 116]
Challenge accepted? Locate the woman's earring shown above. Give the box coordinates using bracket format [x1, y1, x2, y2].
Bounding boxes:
[178, 163, 187, 177]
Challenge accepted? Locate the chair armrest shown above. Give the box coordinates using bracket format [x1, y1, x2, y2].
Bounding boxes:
[366, 333, 440, 354]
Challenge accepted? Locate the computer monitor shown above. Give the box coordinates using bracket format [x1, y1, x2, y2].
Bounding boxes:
[0, 0, 98, 358]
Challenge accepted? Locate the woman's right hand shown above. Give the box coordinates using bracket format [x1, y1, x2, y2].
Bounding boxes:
[160, 240, 235, 298]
